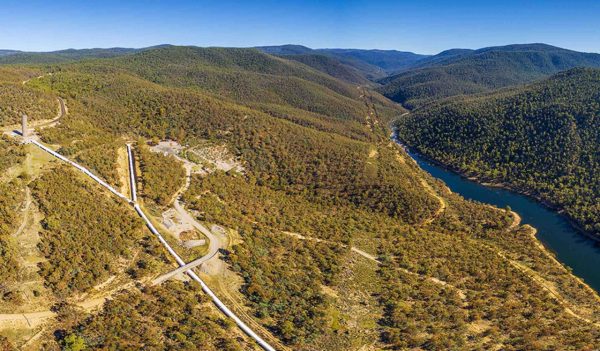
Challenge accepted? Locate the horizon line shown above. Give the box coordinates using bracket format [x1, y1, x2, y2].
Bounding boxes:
[2, 42, 599, 56]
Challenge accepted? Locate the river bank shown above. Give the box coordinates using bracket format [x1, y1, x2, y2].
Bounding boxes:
[391, 133, 600, 293]
[393, 134, 599, 243]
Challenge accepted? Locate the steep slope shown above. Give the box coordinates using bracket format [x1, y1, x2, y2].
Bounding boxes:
[395, 68, 600, 236]
[257, 45, 429, 81]
[103, 46, 401, 137]
[276, 54, 371, 84]
[380, 43, 600, 108]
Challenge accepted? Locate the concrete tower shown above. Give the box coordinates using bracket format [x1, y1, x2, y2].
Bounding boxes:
[21, 114, 28, 138]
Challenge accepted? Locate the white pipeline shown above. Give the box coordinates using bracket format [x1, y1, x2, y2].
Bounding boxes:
[126, 146, 276, 351]
[34, 139, 277, 351]
[30, 140, 129, 203]
[126, 144, 138, 202]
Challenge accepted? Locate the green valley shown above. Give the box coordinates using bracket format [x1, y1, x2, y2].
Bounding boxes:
[0, 39, 598, 351]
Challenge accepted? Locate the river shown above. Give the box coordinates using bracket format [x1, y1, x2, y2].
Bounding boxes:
[400, 144, 600, 293]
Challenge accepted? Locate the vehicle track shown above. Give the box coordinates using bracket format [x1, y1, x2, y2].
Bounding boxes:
[215, 277, 292, 351]
[0, 281, 137, 329]
[12, 187, 31, 237]
[418, 178, 447, 225]
[283, 232, 467, 300]
[481, 241, 600, 328]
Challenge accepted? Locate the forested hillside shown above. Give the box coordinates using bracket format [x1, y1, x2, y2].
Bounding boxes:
[379, 44, 600, 108]
[108, 46, 402, 125]
[32, 166, 145, 296]
[137, 143, 186, 206]
[2, 46, 600, 350]
[277, 54, 370, 84]
[0, 47, 149, 65]
[318, 48, 427, 73]
[257, 45, 429, 80]
[0, 67, 56, 126]
[395, 68, 600, 236]
[56, 281, 255, 351]
[27, 48, 432, 224]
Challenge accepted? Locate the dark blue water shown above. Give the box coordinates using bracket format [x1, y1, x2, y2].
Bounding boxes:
[404, 148, 600, 292]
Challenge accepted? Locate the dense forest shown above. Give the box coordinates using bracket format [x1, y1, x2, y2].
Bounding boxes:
[257, 45, 428, 79]
[0, 180, 23, 286]
[108, 46, 402, 125]
[277, 53, 370, 84]
[32, 166, 144, 296]
[0, 47, 146, 65]
[26, 54, 438, 226]
[379, 44, 600, 108]
[0, 67, 56, 126]
[136, 143, 186, 207]
[396, 68, 600, 236]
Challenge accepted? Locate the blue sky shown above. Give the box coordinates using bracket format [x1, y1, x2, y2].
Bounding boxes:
[1, 0, 598, 54]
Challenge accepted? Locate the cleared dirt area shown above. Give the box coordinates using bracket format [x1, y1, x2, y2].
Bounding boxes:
[116, 145, 131, 199]
[150, 140, 244, 176]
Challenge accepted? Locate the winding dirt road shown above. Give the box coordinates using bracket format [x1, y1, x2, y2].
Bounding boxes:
[151, 198, 222, 284]
[36, 97, 66, 129]
[126, 145, 275, 351]
[144, 149, 224, 285]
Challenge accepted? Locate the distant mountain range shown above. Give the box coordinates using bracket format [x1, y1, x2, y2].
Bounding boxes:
[0, 45, 172, 64]
[378, 43, 600, 107]
[0, 50, 20, 57]
[3, 43, 600, 110]
[256, 45, 428, 72]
